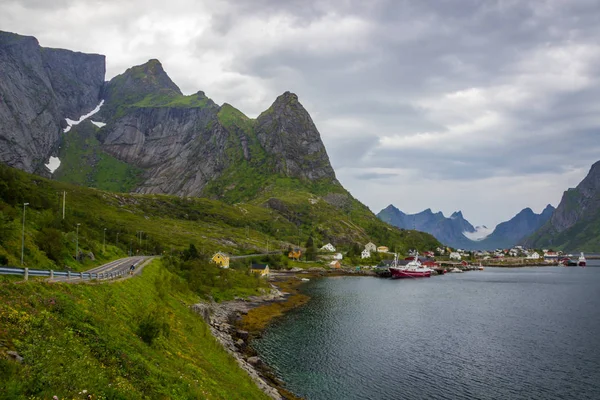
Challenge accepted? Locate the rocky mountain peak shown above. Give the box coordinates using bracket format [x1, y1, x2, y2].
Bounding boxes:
[100, 59, 182, 119]
[255, 91, 338, 183]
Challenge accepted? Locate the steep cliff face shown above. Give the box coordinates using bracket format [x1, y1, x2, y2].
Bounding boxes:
[41, 47, 105, 119]
[550, 161, 600, 232]
[0, 31, 104, 174]
[526, 161, 600, 250]
[255, 92, 339, 183]
[93, 62, 339, 199]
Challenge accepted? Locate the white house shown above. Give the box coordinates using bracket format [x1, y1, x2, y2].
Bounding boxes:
[527, 252, 540, 260]
[449, 252, 461, 261]
[509, 248, 519, 257]
[333, 253, 343, 260]
[365, 242, 377, 252]
[320, 243, 336, 252]
[361, 249, 371, 259]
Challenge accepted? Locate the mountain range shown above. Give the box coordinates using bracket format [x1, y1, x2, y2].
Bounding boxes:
[0, 30, 440, 253]
[378, 204, 555, 250]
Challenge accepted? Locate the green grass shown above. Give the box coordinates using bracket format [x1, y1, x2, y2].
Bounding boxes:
[132, 91, 212, 109]
[0, 259, 270, 400]
[54, 121, 143, 193]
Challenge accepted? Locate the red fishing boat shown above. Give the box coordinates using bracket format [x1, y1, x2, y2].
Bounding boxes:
[389, 253, 433, 278]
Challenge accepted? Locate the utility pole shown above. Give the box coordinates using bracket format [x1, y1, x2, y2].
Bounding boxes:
[62, 191, 66, 219]
[103, 228, 107, 253]
[75, 223, 81, 261]
[21, 202, 29, 265]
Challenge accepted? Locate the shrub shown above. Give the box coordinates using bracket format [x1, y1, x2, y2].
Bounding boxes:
[138, 309, 170, 345]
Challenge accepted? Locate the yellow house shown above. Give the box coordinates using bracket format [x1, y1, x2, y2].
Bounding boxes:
[377, 246, 389, 253]
[250, 263, 270, 277]
[288, 248, 302, 260]
[211, 251, 230, 268]
[329, 260, 341, 269]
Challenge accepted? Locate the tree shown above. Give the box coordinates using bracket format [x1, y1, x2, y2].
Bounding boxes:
[182, 243, 199, 261]
[305, 236, 316, 261]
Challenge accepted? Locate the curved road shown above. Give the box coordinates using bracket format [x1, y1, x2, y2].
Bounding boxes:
[51, 256, 153, 282]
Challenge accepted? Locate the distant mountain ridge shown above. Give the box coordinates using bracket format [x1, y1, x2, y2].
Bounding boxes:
[378, 204, 554, 250]
[526, 161, 600, 251]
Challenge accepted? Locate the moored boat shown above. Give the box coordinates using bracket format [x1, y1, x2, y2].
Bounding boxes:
[389, 253, 433, 278]
[578, 252, 586, 267]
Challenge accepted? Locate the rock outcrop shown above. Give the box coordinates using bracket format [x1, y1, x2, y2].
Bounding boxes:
[255, 91, 339, 183]
[0, 31, 105, 174]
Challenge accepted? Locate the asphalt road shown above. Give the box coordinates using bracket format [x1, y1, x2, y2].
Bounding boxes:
[51, 256, 152, 282]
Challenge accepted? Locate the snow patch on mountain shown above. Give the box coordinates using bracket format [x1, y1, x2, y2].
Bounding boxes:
[463, 226, 493, 241]
[45, 156, 61, 173]
[63, 100, 104, 133]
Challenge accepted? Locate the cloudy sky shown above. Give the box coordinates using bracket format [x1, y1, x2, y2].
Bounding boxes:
[2, 0, 599, 228]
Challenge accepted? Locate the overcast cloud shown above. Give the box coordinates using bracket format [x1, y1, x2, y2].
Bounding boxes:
[2, 0, 599, 228]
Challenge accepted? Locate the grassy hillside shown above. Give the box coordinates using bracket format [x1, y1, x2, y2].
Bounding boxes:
[0, 259, 270, 400]
[54, 121, 144, 193]
[0, 163, 439, 271]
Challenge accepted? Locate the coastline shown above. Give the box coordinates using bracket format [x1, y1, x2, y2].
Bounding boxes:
[191, 271, 325, 399]
[191, 269, 375, 399]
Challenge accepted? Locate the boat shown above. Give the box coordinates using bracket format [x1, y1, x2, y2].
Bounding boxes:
[477, 263, 484, 271]
[450, 267, 463, 273]
[578, 252, 586, 267]
[389, 253, 433, 278]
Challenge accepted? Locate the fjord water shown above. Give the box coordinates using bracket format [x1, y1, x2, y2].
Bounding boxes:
[254, 264, 600, 399]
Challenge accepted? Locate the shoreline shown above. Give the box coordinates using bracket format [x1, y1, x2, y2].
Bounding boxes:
[191, 272, 325, 399]
[190, 264, 562, 399]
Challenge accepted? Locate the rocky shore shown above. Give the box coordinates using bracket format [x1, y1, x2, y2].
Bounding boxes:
[191, 284, 292, 400]
[189, 269, 380, 399]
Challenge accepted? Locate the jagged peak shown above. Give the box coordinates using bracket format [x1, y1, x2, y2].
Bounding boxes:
[109, 59, 181, 95]
[450, 211, 464, 219]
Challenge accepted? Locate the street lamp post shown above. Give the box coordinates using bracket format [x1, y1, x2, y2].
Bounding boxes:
[103, 228, 107, 252]
[21, 202, 29, 265]
[75, 223, 81, 261]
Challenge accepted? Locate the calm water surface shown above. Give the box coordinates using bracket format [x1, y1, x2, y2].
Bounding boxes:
[253, 264, 600, 399]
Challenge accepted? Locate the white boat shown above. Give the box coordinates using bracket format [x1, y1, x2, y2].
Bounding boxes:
[450, 267, 463, 273]
[389, 252, 434, 278]
[300, 278, 310, 281]
[578, 252, 586, 267]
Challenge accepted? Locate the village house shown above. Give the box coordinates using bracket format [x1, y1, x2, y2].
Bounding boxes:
[361, 249, 371, 259]
[320, 243, 336, 252]
[333, 253, 343, 260]
[449, 252, 462, 261]
[365, 242, 377, 252]
[329, 260, 341, 269]
[527, 252, 541, 260]
[288, 248, 302, 261]
[250, 263, 270, 277]
[509, 248, 519, 257]
[211, 251, 230, 268]
[377, 246, 389, 253]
